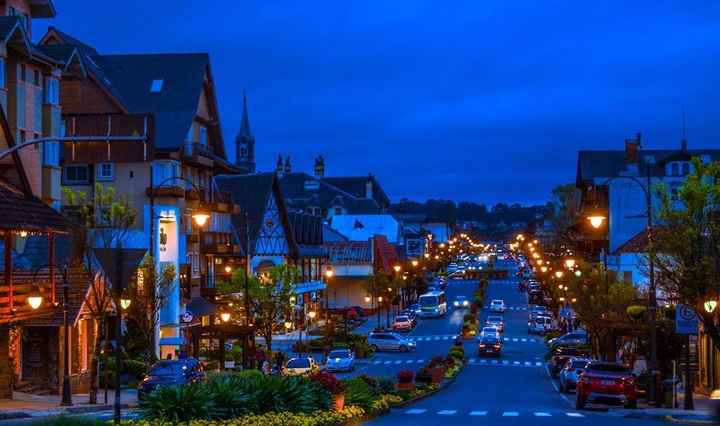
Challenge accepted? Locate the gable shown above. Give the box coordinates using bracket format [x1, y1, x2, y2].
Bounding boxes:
[255, 192, 289, 256]
[60, 76, 124, 115]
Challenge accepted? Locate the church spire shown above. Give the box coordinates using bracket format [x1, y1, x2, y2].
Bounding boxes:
[235, 89, 256, 173]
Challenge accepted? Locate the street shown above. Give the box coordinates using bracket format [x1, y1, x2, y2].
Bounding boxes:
[365, 261, 665, 425]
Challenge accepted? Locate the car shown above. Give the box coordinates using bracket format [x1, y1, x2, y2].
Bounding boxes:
[138, 358, 204, 400]
[324, 349, 355, 372]
[480, 326, 500, 338]
[399, 309, 418, 325]
[529, 305, 549, 319]
[489, 300, 506, 313]
[549, 347, 591, 378]
[576, 362, 637, 409]
[392, 315, 414, 332]
[283, 357, 319, 376]
[448, 271, 464, 279]
[453, 296, 470, 309]
[559, 357, 591, 393]
[528, 315, 553, 334]
[367, 332, 417, 352]
[548, 331, 588, 348]
[528, 290, 544, 304]
[478, 335, 502, 356]
[485, 315, 505, 333]
[408, 303, 421, 315]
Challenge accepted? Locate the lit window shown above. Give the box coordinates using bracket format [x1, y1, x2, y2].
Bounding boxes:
[150, 79, 163, 93]
[96, 162, 114, 181]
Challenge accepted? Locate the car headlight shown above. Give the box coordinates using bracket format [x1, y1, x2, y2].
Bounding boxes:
[463, 301, 469, 306]
[454, 302, 459, 306]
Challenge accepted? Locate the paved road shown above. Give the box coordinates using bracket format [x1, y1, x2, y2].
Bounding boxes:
[365, 263, 664, 426]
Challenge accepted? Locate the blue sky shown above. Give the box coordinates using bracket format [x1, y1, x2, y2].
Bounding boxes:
[35, 1, 720, 205]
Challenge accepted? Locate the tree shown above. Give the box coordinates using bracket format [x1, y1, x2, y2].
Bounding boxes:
[653, 158, 720, 349]
[218, 264, 299, 352]
[123, 255, 175, 367]
[62, 183, 136, 404]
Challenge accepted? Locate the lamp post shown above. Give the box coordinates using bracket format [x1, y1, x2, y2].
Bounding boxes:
[60, 264, 72, 406]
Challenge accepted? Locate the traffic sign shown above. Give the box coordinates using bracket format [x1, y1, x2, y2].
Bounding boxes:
[675, 304, 699, 334]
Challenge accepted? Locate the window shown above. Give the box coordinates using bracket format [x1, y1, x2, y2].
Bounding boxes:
[19, 64, 25, 82]
[44, 77, 59, 105]
[64, 165, 89, 184]
[0, 58, 5, 89]
[199, 126, 207, 147]
[152, 160, 180, 187]
[681, 162, 690, 176]
[96, 162, 114, 181]
[33, 70, 39, 86]
[150, 79, 163, 93]
[670, 163, 679, 176]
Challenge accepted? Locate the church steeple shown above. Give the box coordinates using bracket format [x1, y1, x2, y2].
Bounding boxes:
[235, 90, 256, 173]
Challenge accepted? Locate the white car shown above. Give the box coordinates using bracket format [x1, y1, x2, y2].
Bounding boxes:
[528, 315, 553, 334]
[283, 357, 319, 376]
[489, 299, 506, 313]
[453, 296, 470, 309]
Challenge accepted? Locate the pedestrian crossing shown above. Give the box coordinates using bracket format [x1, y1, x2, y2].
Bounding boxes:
[369, 357, 543, 368]
[401, 409, 585, 418]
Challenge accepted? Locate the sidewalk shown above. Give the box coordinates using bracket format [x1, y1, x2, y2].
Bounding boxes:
[612, 392, 719, 424]
[0, 389, 137, 421]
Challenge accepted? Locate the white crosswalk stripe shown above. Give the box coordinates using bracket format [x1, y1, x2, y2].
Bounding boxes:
[566, 412, 585, 417]
[502, 411, 519, 416]
[469, 411, 487, 416]
[394, 360, 403, 364]
[405, 360, 414, 364]
[373, 360, 381, 365]
[398, 409, 589, 417]
[405, 409, 426, 414]
[384, 361, 392, 364]
[534, 412, 551, 416]
[437, 410, 457, 415]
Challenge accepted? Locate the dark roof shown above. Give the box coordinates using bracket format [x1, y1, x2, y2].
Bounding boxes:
[215, 173, 278, 254]
[0, 235, 73, 271]
[91, 53, 210, 151]
[322, 176, 390, 208]
[326, 241, 372, 264]
[611, 229, 649, 255]
[28, 0, 57, 18]
[0, 16, 22, 41]
[0, 180, 69, 233]
[46, 26, 98, 55]
[32, 44, 78, 64]
[279, 173, 382, 215]
[576, 148, 720, 185]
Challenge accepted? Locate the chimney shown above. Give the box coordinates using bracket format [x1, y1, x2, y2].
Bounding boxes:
[365, 174, 373, 199]
[284, 156, 292, 173]
[275, 154, 284, 177]
[314, 155, 325, 179]
[624, 132, 642, 163]
[681, 138, 688, 152]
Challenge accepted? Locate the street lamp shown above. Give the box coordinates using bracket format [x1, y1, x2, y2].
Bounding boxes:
[393, 264, 401, 273]
[555, 270, 564, 279]
[221, 312, 231, 322]
[588, 215, 606, 229]
[564, 259, 576, 269]
[325, 268, 334, 279]
[574, 270, 582, 277]
[191, 210, 211, 227]
[704, 300, 718, 314]
[284, 321, 292, 331]
[27, 286, 42, 310]
[540, 266, 548, 273]
[224, 265, 232, 274]
[411, 260, 419, 267]
[365, 295, 371, 303]
[308, 310, 317, 320]
[120, 297, 131, 310]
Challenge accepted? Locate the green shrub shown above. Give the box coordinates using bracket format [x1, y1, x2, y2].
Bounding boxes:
[139, 382, 214, 421]
[375, 376, 395, 394]
[449, 348, 464, 360]
[342, 377, 378, 411]
[462, 313, 476, 323]
[206, 374, 252, 418]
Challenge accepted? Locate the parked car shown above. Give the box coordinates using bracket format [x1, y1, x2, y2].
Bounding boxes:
[549, 347, 591, 378]
[324, 349, 355, 372]
[392, 315, 414, 332]
[283, 357, 319, 376]
[408, 303, 421, 315]
[453, 295, 470, 309]
[559, 357, 591, 393]
[548, 331, 588, 348]
[138, 358, 204, 400]
[399, 309, 418, 325]
[489, 299, 506, 313]
[529, 305, 549, 319]
[528, 315, 553, 334]
[347, 306, 366, 317]
[485, 315, 505, 333]
[478, 335, 502, 357]
[528, 290, 543, 304]
[576, 362, 637, 409]
[367, 332, 417, 352]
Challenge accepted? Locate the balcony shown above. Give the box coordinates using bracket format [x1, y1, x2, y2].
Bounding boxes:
[182, 143, 214, 168]
[145, 185, 185, 198]
[201, 232, 240, 255]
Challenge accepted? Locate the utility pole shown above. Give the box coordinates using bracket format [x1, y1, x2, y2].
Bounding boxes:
[243, 212, 251, 369]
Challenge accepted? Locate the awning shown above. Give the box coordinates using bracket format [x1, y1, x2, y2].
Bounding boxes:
[294, 280, 326, 295]
[159, 336, 187, 346]
[186, 297, 217, 317]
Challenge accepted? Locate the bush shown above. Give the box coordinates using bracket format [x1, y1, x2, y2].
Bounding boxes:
[415, 368, 432, 385]
[139, 382, 214, 422]
[310, 371, 345, 395]
[376, 376, 395, 394]
[449, 347, 465, 360]
[427, 356, 446, 369]
[397, 370, 414, 383]
[342, 377, 378, 411]
[463, 313, 475, 323]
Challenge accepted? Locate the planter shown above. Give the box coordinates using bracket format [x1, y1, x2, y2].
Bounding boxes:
[332, 393, 345, 411]
[396, 381, 415, 391]
[429, 367, 446, 384]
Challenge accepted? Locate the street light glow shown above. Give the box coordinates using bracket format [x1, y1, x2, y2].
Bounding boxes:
[192, 211, 211, 227]
[554, 270, 564, 279]
[705, 300, 718, 313]
[588, 215, 606, 229]
[565, 259, 576, 269]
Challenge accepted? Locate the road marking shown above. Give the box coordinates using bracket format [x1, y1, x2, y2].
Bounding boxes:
[566, 412, 585, 417]
[535, 362, 542, 366]
[394, 360, 403, 364]
[469, 411, 487, 416]
[491, 359, 498, 364]
[434, 336, 440, 340]
[521, 338, 527, 342]
[417, 359, 425, 363]
[502, 360, 509, 365]
[405, 360, 414, 364]
[504, 337, 509, 341]
[513, 361, 520, 365]
[384, 361, 392, 365]
[405, 409, 426, 414]
[480, 359, 487, 363]
[512, 338, 518, 342]
[534, 412, 552, 416]
[524, 361, 531, 366]
[502, 411, 519, 416]
[372, 360, 382, 365]
[469, 358, 476, 363]
[442, 336, 449, 340]
[437, 410, 457, 415]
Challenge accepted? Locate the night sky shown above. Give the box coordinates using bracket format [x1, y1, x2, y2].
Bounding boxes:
[34, 1, 720, 205]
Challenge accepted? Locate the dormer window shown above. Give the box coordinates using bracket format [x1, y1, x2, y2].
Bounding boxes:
[681, 162, 690, 176]
[670, 163, 679, 176]
[150, 79, 163, 93]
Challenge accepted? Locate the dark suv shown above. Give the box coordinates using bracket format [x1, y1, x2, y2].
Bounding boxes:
[576, 362, 637, 409]
[138, 358, 204, 400]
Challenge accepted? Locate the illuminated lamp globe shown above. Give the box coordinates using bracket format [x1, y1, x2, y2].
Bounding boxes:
[411, 260, 419, 267]
[565, 259, 576, 269]
[325, 268, 334, 279]
[284, 321, 293, 330]
[120, 298, 131, 310]
[365, 295, 371, 303]
[575, 270, 582, 277]
[308, 311, 317, 320]
[393, 264, 401, 273]
[540, 266, 548, 273]
[554, 271, 564, 279]
[224, 265, 232, 274]
[192, 210, 211, 227]
[588, 215, 606, 229]
[705, 300, 718, 314]
[27, 290, 42, 310]
[220, 312, 231, 322]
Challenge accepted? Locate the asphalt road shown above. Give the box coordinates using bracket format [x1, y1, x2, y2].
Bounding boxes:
[365, 261, 664, 426]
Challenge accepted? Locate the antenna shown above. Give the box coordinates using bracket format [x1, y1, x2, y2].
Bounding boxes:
[682, 105, 686, 139]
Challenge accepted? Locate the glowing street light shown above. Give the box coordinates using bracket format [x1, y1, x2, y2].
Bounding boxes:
[574, 270, 582, 277]
[221, 312, 231, 322]
[393, 264, 401, 273]
[555, 270, 564, 279]
[540, 266, 548, 273]
[705, 299, 718, 314]
[308, 310, 317, 320]
[27, 286, 42, 310]
[411, 260, 419, 267]
[192, 210, 211, 227]
[325, 267, 335, 279]
[120, 297, 132, 310]
[564, 259, 576, 269]
[588, 215, 606, 229]
[224, 265, 232, 274]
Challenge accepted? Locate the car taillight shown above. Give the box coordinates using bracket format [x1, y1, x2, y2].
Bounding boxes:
[494, 344, 501, 349]
[479, 344, 486, 348]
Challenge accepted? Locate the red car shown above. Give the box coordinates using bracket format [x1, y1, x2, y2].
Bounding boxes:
[392, 315, 413, 332]
[576, 362, 637, 409]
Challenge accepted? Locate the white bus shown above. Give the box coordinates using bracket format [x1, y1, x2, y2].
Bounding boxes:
[418, 291, 447, 318]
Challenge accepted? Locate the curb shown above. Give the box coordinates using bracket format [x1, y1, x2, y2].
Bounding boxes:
[664, 415, 720, 425]
[0, 403, 132, 421]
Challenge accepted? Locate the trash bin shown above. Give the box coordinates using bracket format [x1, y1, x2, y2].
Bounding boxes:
[662, 379, 677, 408]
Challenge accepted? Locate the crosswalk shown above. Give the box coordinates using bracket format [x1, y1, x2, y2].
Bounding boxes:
[368, 357, 543, 368]
[401, 409, 585, 418]
[405, 334, 539, 343]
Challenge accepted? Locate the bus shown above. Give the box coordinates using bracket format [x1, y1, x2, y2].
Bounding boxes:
[418, 291, 447, 318]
